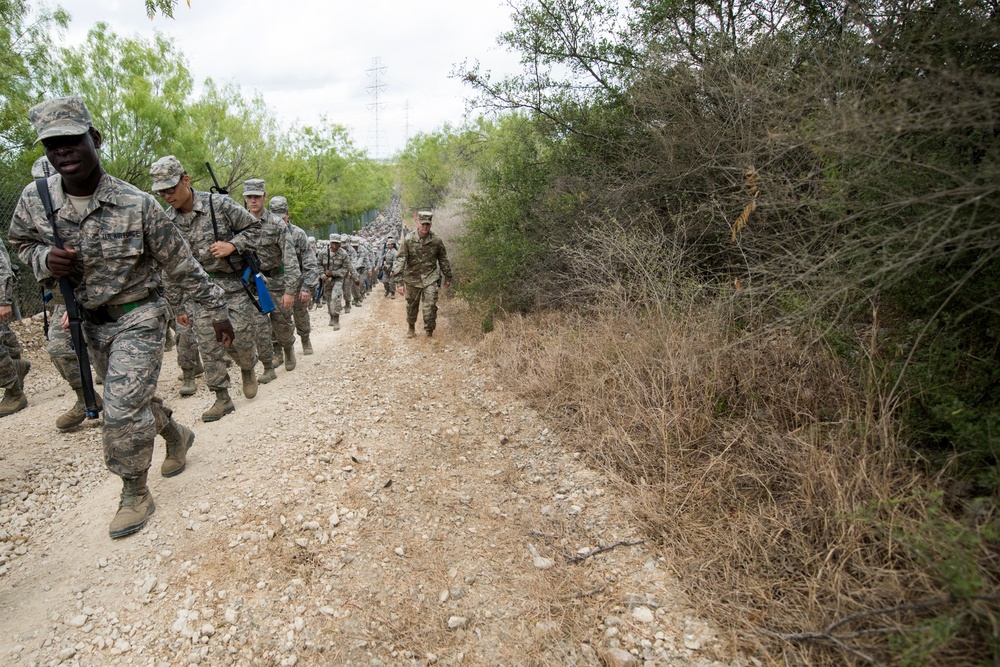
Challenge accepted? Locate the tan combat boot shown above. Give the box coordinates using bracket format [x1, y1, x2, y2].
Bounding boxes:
[258, 362, 277, 384]
[109, 471, 155, 539]
[332, 314, 340, 331]
[241, 367, 258, 399]
[283, 345, 296, 371]
[0, 360, 30, 418]
[56, 387, 103, 431]
[160, 418, 195, 477]
[426, 329, 434, 338]
[301, 334, 313, 356]
[179, 368, 197, 396]
[407, 324, 416, 338]
[202, 389, 235, 422]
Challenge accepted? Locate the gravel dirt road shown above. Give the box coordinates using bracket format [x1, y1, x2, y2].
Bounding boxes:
[0, 291, 739, 667]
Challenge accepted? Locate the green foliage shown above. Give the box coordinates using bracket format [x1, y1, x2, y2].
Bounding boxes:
[0, 0, 69, 157]
[49, 23, 193, 188]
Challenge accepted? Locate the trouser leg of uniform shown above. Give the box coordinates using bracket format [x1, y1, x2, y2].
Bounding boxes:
[85, 305, 168, 478]
[420, 283, 440, 332]
[222, 283, 260, 371]
[404, 284, 422, 326]
[263, 276, 295, 348]
[252, 307, 272, 368]
[47, 304, 82, 388]
[176, 317, 200, 371]
[292, 295, 310, 337]
[326, 280, 344, 319]
[186, 299, 230, 391]
[0, 322, 21, 360]
[0, 336, 15, 389]
[342, 278, 353, 309]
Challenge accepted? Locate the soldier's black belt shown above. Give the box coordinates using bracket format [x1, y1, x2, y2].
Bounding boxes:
[261, 267, 285, 278]
[82, 293, 159, 325]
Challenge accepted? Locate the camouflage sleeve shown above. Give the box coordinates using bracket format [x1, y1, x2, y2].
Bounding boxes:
[8, 185, 56, 284]
[299, 234, 319, 293]
[391, 238, 407, 279]
[143, 198, 227, 321]
[221, 195, 262, 254]
[279, 222, 300, 297]
[0, 241, 12, 305]
[437, 238, 453, 282]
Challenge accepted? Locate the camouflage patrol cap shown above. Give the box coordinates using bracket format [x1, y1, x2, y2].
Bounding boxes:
[29, 96, 94, 144]
[31, 155, 53, 179]
[269, 196, 289, 214]
[329, 233, 342, 243]
[417, 210, 433, 222]
[150, 155, 185, 192]
[243, 179, 266, 197]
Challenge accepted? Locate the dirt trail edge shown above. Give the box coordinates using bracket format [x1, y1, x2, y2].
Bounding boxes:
[0, 295, 739, 667]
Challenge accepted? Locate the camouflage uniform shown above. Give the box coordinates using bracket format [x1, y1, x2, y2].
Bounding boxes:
[351, 238, 368, 306]
[284, 214, 319, 348]
[380, 242, 398, 297]
[0, 241, 21, 392]
[343, 240, 358, 312]
[9, 162, 229, 476]
[318, 234, 353, 329]
[154, 159, 263, 394]
[393, 221, 453, 335]
[244, 182, 300, 373]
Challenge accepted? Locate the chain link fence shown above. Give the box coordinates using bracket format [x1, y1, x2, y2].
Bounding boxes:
[0, 179, 45, 320]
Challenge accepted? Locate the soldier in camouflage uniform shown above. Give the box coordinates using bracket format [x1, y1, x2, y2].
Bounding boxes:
[0, 240, 30, 418]
[342, 237, 358, 312]
[270, 197, 319, 355]
[242, 179, 300, 381]
[8, 96, 236, 539]
[380, 237, 397, 298]
[393, 210, 453, 337]
[318, 234, 353, 330]
[351, 236, 368, 307]
[151, 155, 263, 421]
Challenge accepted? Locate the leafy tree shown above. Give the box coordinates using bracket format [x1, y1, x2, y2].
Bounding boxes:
[48, 22, 193, 188]
[0, 0, 69, 160]
[182, 79, 279, 194]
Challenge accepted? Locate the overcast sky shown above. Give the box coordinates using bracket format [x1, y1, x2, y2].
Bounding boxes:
[50, 0, 523, 158]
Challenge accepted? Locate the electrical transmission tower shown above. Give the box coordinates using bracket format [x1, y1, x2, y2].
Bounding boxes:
[403, 99, 411, 146]
[365, 57, 387, 159]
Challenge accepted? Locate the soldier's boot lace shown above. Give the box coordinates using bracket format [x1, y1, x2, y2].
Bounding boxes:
[109, 471, 154, 539]
[283, 345, 297, 371]
[57, 387, 103, 431]
[160, 418, 195, 477]
[241, 367, 258, 399]
[0, 360, 30, 418]
[258, 364, 277, 384]
[202, 389, 235, 423]
[179, 368, 197, 397]
[301, 335, 313, 356]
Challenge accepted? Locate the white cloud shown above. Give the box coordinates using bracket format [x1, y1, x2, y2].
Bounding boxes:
[53, 0, 523, 156]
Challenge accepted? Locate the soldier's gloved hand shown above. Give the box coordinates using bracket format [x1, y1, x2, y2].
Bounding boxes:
[213, 320, 236, 349]
[47, 246, 77, 277]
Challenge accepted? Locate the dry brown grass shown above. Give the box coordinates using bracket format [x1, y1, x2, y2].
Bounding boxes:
[476, 302, 999, 665]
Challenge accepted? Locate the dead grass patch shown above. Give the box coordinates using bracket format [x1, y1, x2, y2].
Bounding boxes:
[477, 304, 999, 665]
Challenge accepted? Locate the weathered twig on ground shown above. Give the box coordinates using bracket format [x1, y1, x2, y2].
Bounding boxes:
[566, 540, 646, 564]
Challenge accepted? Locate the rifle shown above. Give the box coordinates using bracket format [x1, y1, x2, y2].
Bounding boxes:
[205, 163, 274, 314]
[34, 175, 100, 420]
